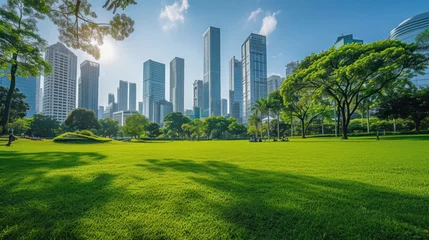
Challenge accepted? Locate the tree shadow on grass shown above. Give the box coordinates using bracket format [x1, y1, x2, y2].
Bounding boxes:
[139, 159, 429, 239]
[0, 151, 118, 239]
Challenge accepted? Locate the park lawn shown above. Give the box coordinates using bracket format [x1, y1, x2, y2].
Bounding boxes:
[1, 136, 429, 239]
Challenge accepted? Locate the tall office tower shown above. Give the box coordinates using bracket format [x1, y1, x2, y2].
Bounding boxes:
[108, 93, 115, 105]
[117, 80, 128, 111]
[153, 99, 173, 126]
[78, 60, 100, 115]
[193, 80, 203, 108]
[0, 70, 37, 117]
[229, 56, 242, 122]
[203, 26, 221, 117]
[35, 76, 42, 113]
[43, 42, 77, 122]
[334, 34, 363, 48]
[267, 75, 283, 94]
[98, 106, 104, 119]
[242, 33, 267, 124]
[138, 101, 143, 115]
[143, 60, 165, 122]
[285, 60, 299, 78]
[390, 12, 429, 87]
[129, 82, 137, 110]
[221, 98, 228, 117]
[170, 57, 185, 113]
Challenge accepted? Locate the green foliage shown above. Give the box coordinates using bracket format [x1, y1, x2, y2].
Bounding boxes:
[99, 118, 119, 137]
[164, 112, 191, 138]
[75, 130, 95, 137]
[53, 132, 111, 143]
[289, 40, 428, 139]
[416, 28, 429, 50]
[210, 129, 222, 140]
[123, 114, 148, 138]
[190, 118, 205, 140]
[181, 123, 193, 139]
[65, 108, 100, 131]
[146, 122, 161, 139]
[0, 86, 29, 127]
[9, 118, 32, 135]
[30, 114, 60, 137]
[228, 122, 247, 138]
[203, 116, 229, 139]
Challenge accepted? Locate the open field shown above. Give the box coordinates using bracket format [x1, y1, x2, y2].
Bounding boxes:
[1, 136, 429, 239]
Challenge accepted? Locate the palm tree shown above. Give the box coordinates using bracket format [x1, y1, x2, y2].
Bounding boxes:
[248, 112, 261, 139]
[252, 98, 267, 139]
[265, 97, 278, 141]
[271, 98, 283, 140]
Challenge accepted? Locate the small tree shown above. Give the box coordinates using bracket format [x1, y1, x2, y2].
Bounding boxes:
[146, 122, 161, 140]
[30, 114, 60, 138]
[123, 114, 148, 139]
[228, 122, 247, 139]
[181, 123, 193, 140]
[99, 118, 119, 137]
[164, 112, 191, 139]
[190, 118, 205, 141]
[9, 118, 32, 135]
[65, 108, 100, 131]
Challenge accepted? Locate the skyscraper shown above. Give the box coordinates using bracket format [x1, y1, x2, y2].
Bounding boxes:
[78, 60, 100, 115]
[143, 60, 165, 122]
[108, 93, 115, 105]
[153, 99, 173, 125]
[334, 34, 363, 48]
[193, 80, 203, 108]
[117, 80, 128, 111]
[267, 75, 283, 94]
[242, 33, 267, 124]
[203, 26, 221, 117]
[43, 42, 77, 122]
[35, 76, 42, 114]
[138, 101, 143, 115]
[229, 56, 242, 122]
[170, 57, 185, 113]
[129, 82, 137, 111]
[285, 61, 299, 78]
[221, 98, 228, 117]
[98, 106, 104, 119]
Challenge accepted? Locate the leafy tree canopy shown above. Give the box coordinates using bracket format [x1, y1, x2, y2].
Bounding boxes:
[99, 118, 119, 137]
[30, 113, 60, 137]
[65, 108, 100, 130]
[164, 112, 191, 136]
[123, 113, 148, 138]
[0, 86, 29, 128]
[146, 122, 161, 139]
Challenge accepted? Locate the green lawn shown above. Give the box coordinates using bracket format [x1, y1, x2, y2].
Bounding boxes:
[1, 136, 429, 239]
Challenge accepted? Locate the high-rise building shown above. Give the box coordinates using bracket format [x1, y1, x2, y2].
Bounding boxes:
[143, 60, 165, 122]
[35, 76, 42, 114]
[170, 57, 185, 113]
[117, 80, 128, 111]
[267, 75, 283, 94]
[334, 34, 363, 48]
[0, 71, 37, 117]
[43, 42, 77, 122]
[390, 12, 429, 87]
[185, 109, 193, 117]
[103, 102, 118, 119]
[98, 106, 104, 119]
[153, 99, 173, 126]
[242, 33, 267, 124]
[229, 56, 242, 122]
[78, 60, 100, 115]
[203, 26, 221, 117]
[113, 110, 139, 126]
[129, 82, 137, 111]
[285, 61, 299, 78]
[221, 98, 228, 117]
[138, 101, 143, 115]
[193, 80, 203, 108]
[108, 93, 115, 105]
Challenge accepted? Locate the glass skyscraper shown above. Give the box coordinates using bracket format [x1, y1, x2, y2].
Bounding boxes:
[333, 34, 363, 48]
[229, 56, 242, 122]
[129, 82, 137, 111]
[143, 60, 165, 122]
[241, 33, 267, 124]
[203, 26, 221, 117]
[193, 80, 203, 109]
[390, 11, 429, 87]
[78, 60, 100, 115]
[267, 75, 283, 95]
[170, 57, 185, 113]
[117, 80, 128, 111]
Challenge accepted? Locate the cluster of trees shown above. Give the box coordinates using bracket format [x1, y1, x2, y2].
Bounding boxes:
[0, 0, 137, 133]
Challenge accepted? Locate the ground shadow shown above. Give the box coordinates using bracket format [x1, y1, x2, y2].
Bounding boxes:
[138, 159, 429, 239]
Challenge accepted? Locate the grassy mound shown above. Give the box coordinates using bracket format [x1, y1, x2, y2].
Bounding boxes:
[53, 132, 112, 143]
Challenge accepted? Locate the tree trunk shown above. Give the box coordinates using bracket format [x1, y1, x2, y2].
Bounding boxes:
[260, 113, 263, 139]
[393, 118, 397, 132]
[341, 110, 349, 139]
[336, 105, 341, 137]
[301, 119, 306, 138]
[366, 105, 370, 133]
[267, 111, 270, 141]
[277, 114, 280, 140]
[321, 116, 324, 135]
[2, 60, 18, 134]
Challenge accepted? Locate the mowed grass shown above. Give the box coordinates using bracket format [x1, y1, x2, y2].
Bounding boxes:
[1, 136, 429, 239]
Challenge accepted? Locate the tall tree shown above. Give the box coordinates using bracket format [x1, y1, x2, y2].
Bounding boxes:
[99, 118, 119, 137]
[146, 122, 161, 140]
[248, 112, 261, 139]
[228, 121, 247, 139]
[269, 90, 284, 140]
[190, 118, 205, 141]
[123, 113, 148, 138]
[0, 0, 51, 133]
[0, 86, 29, 130]
[65, 108, 100, 130]
[30, 114, 60, 137]
[291, 40, 428, 139]
[252, 99, 267, 138]
[163, 112, 191, 138]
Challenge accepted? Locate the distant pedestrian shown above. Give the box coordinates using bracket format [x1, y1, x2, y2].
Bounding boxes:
[6, 133, 17, 147]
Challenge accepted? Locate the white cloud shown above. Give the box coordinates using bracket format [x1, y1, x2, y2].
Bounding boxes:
[248, 8, 262, 22]
[259, 11, 280, 36]
[160, 0, 189, 31]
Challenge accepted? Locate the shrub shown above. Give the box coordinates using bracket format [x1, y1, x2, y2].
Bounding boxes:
[75, 130, 95, 137]
[53, 132, 111, 143]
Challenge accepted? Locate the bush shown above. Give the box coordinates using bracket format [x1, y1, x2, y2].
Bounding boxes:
[53, 132, 111, 143]
[75, 130, 95, 137]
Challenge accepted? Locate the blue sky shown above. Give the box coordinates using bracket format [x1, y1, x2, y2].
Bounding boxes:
[3, 0, 428, 109]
